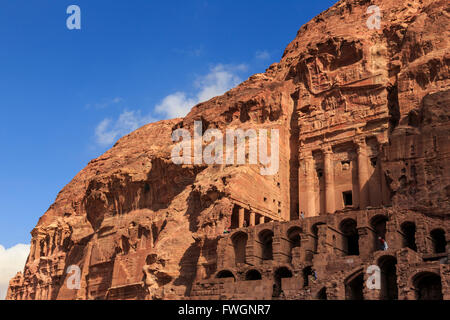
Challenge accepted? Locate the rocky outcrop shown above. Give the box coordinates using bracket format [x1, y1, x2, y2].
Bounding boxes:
[7, 0, 449, 300]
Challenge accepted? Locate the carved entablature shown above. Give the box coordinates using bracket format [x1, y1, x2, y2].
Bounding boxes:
[295, 38, 390, 141]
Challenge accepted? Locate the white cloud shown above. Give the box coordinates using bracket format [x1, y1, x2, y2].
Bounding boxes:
[0, 244, 30, 300]
[94, 64, 247, 148]
[155, 92, 197, 119]
[95, 110, 155, 147]
[156, 64, 247, 118]
[255, 50, 270, 60]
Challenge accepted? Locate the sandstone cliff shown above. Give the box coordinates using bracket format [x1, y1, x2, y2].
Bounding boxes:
[7, 0, 449, 300]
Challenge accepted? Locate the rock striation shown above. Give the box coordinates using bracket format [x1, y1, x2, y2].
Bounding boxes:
[7, 0, 450, 300]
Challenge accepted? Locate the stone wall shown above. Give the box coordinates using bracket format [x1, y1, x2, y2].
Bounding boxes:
[191, 208, 449, 300]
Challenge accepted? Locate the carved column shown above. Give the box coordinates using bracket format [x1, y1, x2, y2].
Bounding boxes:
[30, 240, 36, 261]
[301, 150, 316, 217]
[259, 216, 265, 225]
[323, 145, 336, 214]
[317, 224, 329, 254]
[377, 144, 390, 206]
[238, 207, 245, 228]
[245, 229, 257, 266]
[249, 211, 255, 226]
[35, 237, 42, 259]
[355, 138, 370, 209]
[358, 227, 371, 259]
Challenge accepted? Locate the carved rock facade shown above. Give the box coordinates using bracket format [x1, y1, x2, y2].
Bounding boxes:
[7, 0, 450, 300]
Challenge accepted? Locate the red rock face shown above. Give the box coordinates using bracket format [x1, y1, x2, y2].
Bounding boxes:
[7, 0, 449, 300]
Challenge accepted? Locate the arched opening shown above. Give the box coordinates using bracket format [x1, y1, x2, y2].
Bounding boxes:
[371, 215, 388, 251]
[232, 232, 248, 265]
[273, 267, 293, 298]
[345, 272, 364, 300]
[413, 272, 443, 300]
[302, 266, 313, 288]
[317, 287, 327, 300]
[245, 269, 262, 281]
[378, 256, 398, 300]
[430, 229, 446, 254]
[216, 270, 235, 281]
[259, 230, 274, 261]
[287, 227, 302, 262]
[401, 222, 417, 251]
[340, 219, 359, 256]
[312, 223, 325, 254]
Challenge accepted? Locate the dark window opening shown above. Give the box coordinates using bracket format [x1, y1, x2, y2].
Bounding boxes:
[288, 227, 302, 263]
[216, 270, 235, 281]
[401, 222, 417, 251]
[245, 270, 262, 281]
[230, 206, 239, 229]
[232, 232, 248, 265]
[259, 230, 274, 261]
[414, 273, 443, 300]
[371, 215, 388, 251]
[340, 219, 359, 256]
[273, 267, 293, 298]
[379, 256, 398, 300]
[302, 266, 313, 288]
[345, 273, 364, 300]
[370, 157, 378, 167]
[343, 191, 353, 207]
[317, 169, 323, 178]
[431, 229, 446, 254]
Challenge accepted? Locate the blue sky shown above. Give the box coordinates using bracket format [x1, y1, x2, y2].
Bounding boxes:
[0, 0, 337, 249]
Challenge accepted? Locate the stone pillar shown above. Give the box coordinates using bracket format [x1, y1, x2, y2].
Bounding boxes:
[245, 230, 257, 266]
[259, 216, 265, 225]
[30, 241, 36, 261]
[36, 238, 42, 259]
[272, 224, 285, 262]
[43, 238, 49, 257]
[238, 207, 245, 228]
[323, 145, 336, 214]
[317, 224, 329, 254]
[249, 211, 255, 226]
[441, 264, 450, 300]
[386, 217, 402, 251]
[358, 227, 371, 259]
[302, 151, 316, 217]
[300, 234, 314, 263]
[377, 144, 390, 206]
[415, 216, 429, 255]
[355, 138, 370, 209]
